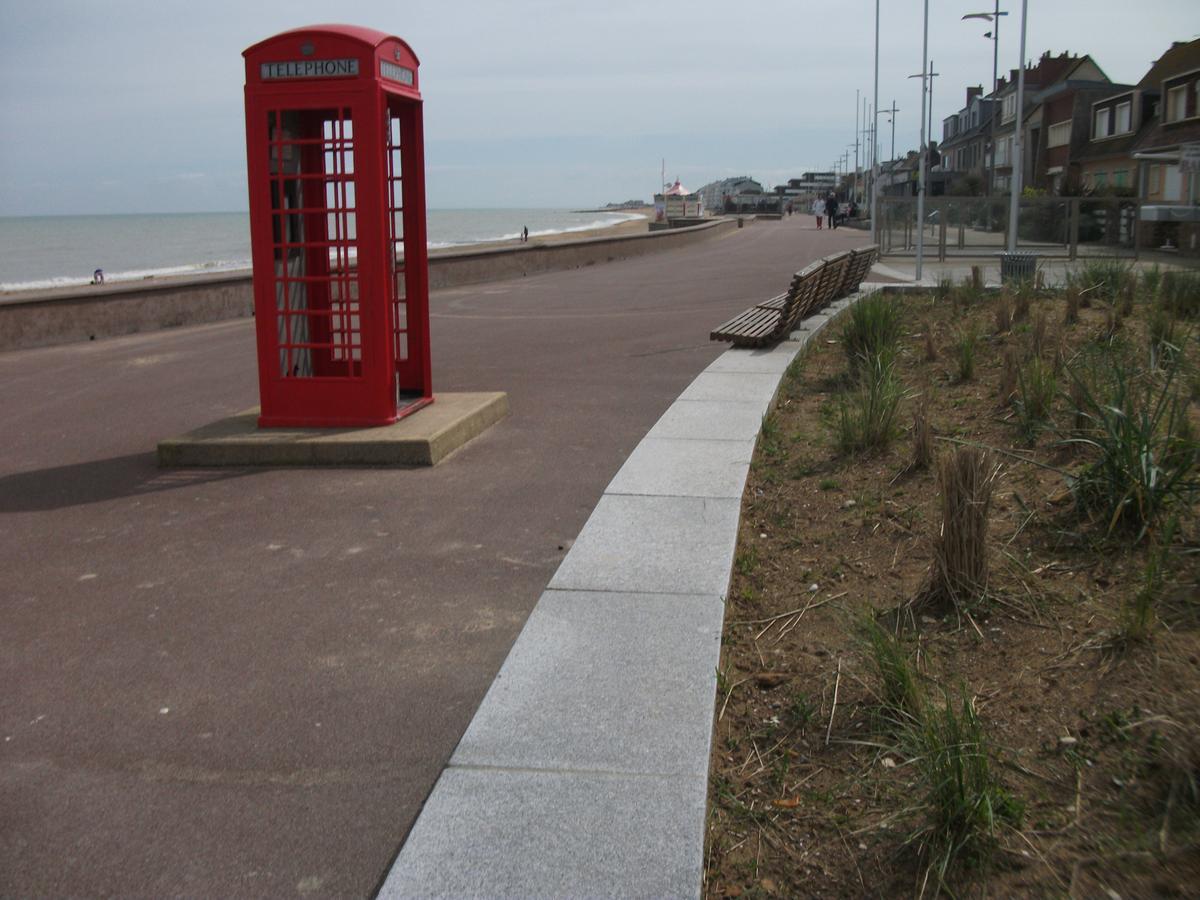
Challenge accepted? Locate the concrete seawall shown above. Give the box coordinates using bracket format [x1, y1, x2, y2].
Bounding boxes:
[0, 218, 736, 351]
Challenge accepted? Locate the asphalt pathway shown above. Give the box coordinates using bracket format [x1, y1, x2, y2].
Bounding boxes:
[0, 216, 868, 898]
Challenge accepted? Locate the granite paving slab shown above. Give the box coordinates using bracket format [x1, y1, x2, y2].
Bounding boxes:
[703, 342, 802, 375]
[547, 494, 741, 597]
[606, 437, 754, 499]
[644, 399, 765, 443]
[378, 767, 705, 899]
[677, 371, 782, 408]
[451, 589, 723, 775]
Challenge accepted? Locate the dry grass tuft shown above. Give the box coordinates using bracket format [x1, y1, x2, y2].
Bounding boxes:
[1065, 288, 1081, 325]
[913, 396, 935, 470]
[1013, 286, 1031, 322]
[1031, 310, 1048, 359]
[998, 349, 1018, 407]
[921, 447, 998, 612]
[924, 325, 938, 362]
[994, 293, 1012, 335]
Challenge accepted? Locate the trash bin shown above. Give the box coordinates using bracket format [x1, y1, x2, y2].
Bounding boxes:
[998, 251, 1038, 285]
[737, 216, 744, 228]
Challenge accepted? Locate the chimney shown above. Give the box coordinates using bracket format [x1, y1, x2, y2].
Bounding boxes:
[967, 85, 983, 104]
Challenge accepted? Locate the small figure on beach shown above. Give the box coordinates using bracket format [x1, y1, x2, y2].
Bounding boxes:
[521, 226, 529, 243]
[92, 268, 105, 285]
[812, 197, 824, 230]
[825, 193, 839, 231]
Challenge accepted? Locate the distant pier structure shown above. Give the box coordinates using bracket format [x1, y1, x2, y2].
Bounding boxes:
[652, 179, 704, 229]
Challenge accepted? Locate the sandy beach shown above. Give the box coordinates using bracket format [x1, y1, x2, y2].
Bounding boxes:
[430, 207, 655, 255]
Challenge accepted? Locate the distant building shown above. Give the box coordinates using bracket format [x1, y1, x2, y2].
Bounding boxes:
[773, 172, 837, 203]
[990, 51, 1106, 193]
[696, 176, 764, 213]
[653, 179, 703, 225]
[939, 86, 994, 192]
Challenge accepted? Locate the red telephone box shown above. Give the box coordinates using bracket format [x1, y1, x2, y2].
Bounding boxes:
[243, 25, 432, 427]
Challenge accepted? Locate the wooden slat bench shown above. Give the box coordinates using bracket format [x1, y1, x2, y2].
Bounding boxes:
[709, 260, 826, 348]
[839, 244, 879, 296]
[710, 245, 880, 349]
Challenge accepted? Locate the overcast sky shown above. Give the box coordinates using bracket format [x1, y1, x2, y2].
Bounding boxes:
[0, 1, 1195, 215]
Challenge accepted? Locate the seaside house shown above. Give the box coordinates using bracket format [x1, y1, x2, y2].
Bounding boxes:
[990, 51, 1095, 194]
[1075, 79, 1158, 196]
[1025, 58, 1121, 194]
[1128, 39, 1200, 253]
[938, 86, 995, 193]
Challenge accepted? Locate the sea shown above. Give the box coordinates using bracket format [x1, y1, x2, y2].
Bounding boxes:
[0, 208, 645, 293]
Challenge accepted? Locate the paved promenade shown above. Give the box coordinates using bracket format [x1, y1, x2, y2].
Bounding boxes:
[0, 216, 868, 898]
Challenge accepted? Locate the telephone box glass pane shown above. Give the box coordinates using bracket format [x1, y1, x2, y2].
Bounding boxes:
[386, 106, 408, 366]
[266, 107, 361, 379]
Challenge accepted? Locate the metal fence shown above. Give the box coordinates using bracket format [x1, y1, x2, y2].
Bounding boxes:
[875, 196, 1141, 260]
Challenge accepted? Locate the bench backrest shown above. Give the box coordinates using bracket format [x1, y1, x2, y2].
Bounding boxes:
[778, 260, 826, 332]
[844, 244, 879, 294]
[817, 250, 853, 306]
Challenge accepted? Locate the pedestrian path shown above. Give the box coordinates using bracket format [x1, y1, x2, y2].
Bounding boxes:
[378, 289, 876, 898]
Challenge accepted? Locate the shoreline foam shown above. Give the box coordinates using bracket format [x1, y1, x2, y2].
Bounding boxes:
[0, 209, 652, 296]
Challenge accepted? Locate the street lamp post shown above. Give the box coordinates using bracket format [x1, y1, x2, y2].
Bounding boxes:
[854, 89, 861, 205]
[871, 0, 880, 243]
[878, 101, 899, 162]
[1007, 0, 1028, 254]
[911, 0, 931, 283]
[963, 4, 1009, 197]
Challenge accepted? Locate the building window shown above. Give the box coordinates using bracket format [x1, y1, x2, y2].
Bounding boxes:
[1093, 107, 1111, 138]
[1002, 94, 1016, 123]
[1149, 164, 1163, 194]
[1167, 84, 1187, 122]
[1114, 101, 1131, 134]
[1047, 120, 1072, 148]
[1114, 170, 1128, 187]
[1094, 171, 1108, 188]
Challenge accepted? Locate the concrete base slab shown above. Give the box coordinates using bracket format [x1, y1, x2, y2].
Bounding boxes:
[156, 392, 508, 467]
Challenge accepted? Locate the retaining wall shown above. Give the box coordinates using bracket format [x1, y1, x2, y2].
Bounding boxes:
[0, 218, 735, 352]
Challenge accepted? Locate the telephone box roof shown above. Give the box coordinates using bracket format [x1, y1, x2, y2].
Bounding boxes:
[243, 24, 420, 66]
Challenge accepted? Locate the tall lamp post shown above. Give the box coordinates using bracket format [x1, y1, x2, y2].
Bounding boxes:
[871, 0, 880, 243]
[1007, 0, 1029, 254]
[854, 89, 861, 205]
[963, 4, 1009, 197]
[911, 0, 931, 283]
[878, 102, 899, 162]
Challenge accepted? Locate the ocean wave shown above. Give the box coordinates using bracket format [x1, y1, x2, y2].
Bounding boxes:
[0, 211, 648, 293]
[1, 258, 253, 293]
[428, 213, 647, 249]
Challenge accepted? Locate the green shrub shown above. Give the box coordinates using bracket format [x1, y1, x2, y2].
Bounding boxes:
[1067, 258, 1135, 305]
[955, 325, 979, 382]
[1064, 353, 1198, 540]
[841, 294, 903, 374]
[1014, 358, 1056, 440]
[833, 352, 904, 453]
[859, 617, 925, 727]
[1139, 264, 1162, 303]
[904, 689, 1022, 892]
[1160, 269, 1200, 320]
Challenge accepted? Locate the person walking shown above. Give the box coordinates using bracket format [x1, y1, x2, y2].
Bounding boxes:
[824, 193, 839, 231]
[811, 196, 823, 230]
